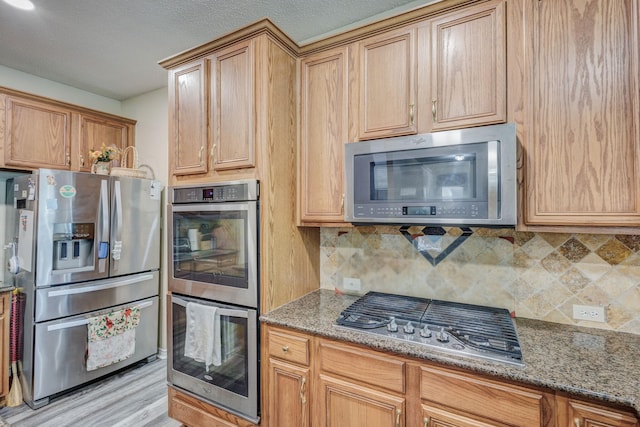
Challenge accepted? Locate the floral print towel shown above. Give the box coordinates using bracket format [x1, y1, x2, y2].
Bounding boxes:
[86, 306, 140, 371]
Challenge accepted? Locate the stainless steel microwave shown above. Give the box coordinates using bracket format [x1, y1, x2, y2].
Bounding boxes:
[344, 123, 517, 226]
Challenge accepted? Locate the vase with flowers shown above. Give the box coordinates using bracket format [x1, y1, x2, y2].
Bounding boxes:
[88, 144, 120, 175]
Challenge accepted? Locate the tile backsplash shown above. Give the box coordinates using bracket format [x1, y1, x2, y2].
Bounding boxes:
[320, 227, 640, 335]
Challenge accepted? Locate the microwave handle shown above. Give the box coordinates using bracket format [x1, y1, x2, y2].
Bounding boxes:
[172, 295, 249, 319]
[487, 140, 499, 219]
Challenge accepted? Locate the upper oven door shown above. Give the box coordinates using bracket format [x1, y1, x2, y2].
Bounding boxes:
[169, 201, 258, 308]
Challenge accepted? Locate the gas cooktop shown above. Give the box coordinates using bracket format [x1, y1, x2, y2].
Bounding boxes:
[335, 291, 523, 366]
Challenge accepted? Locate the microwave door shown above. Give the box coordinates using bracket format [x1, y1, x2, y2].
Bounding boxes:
[35, 170, 110, 287]
[109, 176, 161, 277]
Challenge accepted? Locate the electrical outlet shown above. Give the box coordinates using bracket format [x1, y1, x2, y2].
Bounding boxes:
[342, 277, 361, 292]
[572, 304, 606, 323]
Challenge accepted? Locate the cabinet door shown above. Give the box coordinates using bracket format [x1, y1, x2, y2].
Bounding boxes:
[524, 0, 640, 226]
[354, 27, 416, 140]
[268, 359, 310, 427]
[422, 403, 509, 427]
[429, 0, 506, 130]
[318, 374, 405, 427]
[299, 47, 349, 224]
[0, 293, 8, 398]
[169, 59, 208, 176]
[4, 95, 72, 170]
[78, 114, 134, 172]
[558, 397, 638, 427]
[210, 39, 255, 171]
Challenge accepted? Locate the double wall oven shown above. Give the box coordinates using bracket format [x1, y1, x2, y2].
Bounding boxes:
[167, 180, 260, 423]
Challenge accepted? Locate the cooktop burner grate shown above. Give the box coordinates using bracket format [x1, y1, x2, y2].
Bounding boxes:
[336, 291, 523, 366]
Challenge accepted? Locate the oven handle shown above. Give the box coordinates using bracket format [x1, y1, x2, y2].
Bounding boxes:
[172, 295, 249, 319]
[47, 273, 154, 297]
[46, 300, 154, 331]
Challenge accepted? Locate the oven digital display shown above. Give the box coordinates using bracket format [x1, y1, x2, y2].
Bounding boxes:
[404, 206, 436, 216]
[202, 188, 214, 199]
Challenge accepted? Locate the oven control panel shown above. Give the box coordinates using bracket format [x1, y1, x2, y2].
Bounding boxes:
[172, 180, 259, 203]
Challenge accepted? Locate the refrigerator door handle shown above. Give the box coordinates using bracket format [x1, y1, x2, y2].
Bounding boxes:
[46, 300, 154, 331]
[47, 273, 155, 297]
[98, 179, 110, 273]
[112, 180, 123, 263]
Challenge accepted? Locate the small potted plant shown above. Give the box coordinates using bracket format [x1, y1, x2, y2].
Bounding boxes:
[88, 144, 120, 175]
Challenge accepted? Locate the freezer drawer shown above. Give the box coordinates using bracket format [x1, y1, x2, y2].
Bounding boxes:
[31, 296, 158, 405]
[35, 271, 159, 322]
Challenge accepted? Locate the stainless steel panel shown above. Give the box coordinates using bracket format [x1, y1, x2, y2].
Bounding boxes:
[344, 123, 517, 226]
[167, 294, 259, 423]
[30, 296, 158, 405]
[110, 176, 161, 277]
[33, 170, 110, 286]
[168, 201, 258, 308]
[35, 271, 159, 322]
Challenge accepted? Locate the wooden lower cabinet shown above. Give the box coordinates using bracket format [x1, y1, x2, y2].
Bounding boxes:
[168, 386, 257, 427]
[268, 359, 310, 427]
[261, 325, 639, 427]
[557, 396, 639, 427]
[318, 374, 405, 427]
[422, 403, 510, 427]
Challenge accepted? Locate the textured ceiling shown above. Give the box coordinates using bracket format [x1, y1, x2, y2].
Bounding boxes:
[0, 0, 435, 100]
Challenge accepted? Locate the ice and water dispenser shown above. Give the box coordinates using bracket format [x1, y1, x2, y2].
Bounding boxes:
[52, 223, 95, 271]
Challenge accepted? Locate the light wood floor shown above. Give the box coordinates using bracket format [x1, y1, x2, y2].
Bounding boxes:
[0, 358, 180, 427]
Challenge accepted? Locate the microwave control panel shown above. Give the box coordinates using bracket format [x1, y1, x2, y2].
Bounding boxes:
[354, 202, 488, 219]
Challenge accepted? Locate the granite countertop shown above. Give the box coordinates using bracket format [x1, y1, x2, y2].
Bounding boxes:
[261, 289, 640, 417]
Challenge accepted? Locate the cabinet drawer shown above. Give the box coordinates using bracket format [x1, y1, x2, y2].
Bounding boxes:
[267, 329, 310, 366]
[318, 340, 405, 394]
[421, 366, 545, 427]
[168, 386, 255, 427]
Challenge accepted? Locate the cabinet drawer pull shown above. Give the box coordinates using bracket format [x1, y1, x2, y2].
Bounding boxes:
[574, 419, 581, 427]
[432, 99, 437, 122]
[409, 103, 415, 126]
[395, 408, 401, 427]
[423, 416, 430, 427]
[299, 376, 307, 405]
[282, 345, 289, 353]
[198, 145, 204, 162]
[80, 155, 85, 167]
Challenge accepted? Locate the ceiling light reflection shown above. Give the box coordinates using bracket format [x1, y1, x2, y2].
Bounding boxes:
[3, 0, 35, 10]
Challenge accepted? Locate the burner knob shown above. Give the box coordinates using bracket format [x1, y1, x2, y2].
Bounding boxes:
[403, 321, 415, 334]
[436, 328, 449, 343]
[387, 317, 398, 333]
[420, 326, 432, 338]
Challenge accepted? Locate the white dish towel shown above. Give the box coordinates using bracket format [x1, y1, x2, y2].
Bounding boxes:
[184, 302, 221, 371]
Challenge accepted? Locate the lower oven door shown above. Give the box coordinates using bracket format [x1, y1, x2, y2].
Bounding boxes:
[168, 294, 259, 423]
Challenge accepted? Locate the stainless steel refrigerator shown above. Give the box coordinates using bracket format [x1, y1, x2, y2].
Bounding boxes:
[9, 169, 162, 408]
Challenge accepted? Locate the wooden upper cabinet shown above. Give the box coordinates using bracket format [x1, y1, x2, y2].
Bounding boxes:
[3, 94, 72, 169]
[77, 114, 134, 172]
[209, 40, 255, 171]
[299, 46, 349, 225]
[428, 0, 506, 131]
[524, 0, 640, 226]
[353, 27, 417, 140]
[169, 59, 208, 176]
